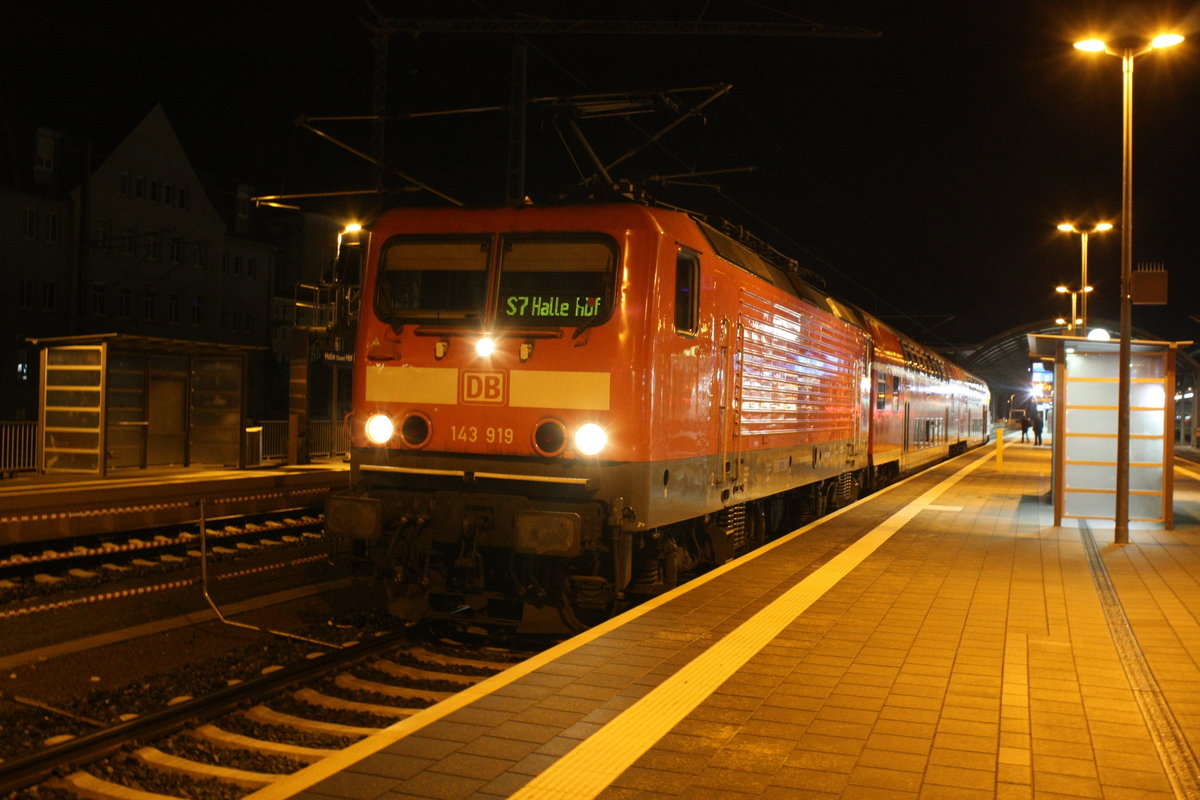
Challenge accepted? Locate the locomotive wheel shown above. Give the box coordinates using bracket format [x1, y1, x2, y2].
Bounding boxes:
[559, 575, 615, 631]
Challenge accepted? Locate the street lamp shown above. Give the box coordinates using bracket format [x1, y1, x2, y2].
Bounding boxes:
[1055, 284, 1093, 332]
[1056, 222, 1112, 332]
[1074, 31, 1184, 544]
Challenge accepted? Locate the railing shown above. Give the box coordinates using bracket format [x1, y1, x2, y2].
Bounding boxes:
[0, 419, 348, 476]
[308, 419, 350, 458]
[0, 421, 38, 475]
[261, 420, 289, 461]
[257, 419, 348, 461]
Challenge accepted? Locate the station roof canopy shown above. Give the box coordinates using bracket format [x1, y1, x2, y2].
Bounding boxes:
[949, 318, 1198, 398]
[25, 332, 265, 354]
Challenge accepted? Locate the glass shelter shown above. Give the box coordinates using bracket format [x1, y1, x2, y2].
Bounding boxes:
[29, 334, 257, 476]
[1029, 334, 1187, 528]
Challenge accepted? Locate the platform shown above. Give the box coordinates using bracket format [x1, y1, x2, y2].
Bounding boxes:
[0, 460, 348, 545]
[247, 439, 1200, 800]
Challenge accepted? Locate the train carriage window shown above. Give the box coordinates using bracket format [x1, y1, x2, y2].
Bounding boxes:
[674, 250, 699, 335]
[377, 236, 490, 321]
[498, 235, 616, 327]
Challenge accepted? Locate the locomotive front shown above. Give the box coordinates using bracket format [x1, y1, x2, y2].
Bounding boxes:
[326, 204, 667, 631]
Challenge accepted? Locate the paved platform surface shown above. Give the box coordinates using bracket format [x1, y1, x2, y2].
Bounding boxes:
[247, 439, 1200, 800]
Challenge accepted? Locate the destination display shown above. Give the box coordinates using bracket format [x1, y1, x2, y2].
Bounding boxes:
[503, 294, 602, 319]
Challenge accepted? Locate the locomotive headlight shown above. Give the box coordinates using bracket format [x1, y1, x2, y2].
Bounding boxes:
[364, 413, 395, 445]
[475, 336, 496, 358]
[574, 423, 607, 456]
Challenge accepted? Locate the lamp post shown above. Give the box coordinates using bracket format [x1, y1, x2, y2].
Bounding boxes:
[1056, 222, 1112, 332]
[1074, 32, 1184, 543]
[1055, 284, 1093, 333]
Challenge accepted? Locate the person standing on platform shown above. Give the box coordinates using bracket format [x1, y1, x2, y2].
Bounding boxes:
[1033, 413, 1044, 446]
[1020, 414, 1031, 443]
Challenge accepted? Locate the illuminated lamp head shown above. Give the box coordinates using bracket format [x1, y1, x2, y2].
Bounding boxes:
[475, 336, 496, 358]
[574, 423, 607, 456]
[364, 413, 395, 445]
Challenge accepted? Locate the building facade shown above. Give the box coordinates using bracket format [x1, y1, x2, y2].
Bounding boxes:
[1, 106, 289, 421]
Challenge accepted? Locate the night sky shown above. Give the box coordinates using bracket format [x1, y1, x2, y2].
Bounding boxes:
[8, 1, 1200, 349]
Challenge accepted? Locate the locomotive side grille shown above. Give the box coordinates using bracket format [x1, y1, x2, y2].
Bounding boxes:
[737, 289, 866, 438]
[716, 504, 747, 553]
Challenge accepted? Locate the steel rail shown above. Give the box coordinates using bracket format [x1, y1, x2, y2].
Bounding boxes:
[0, 627, 415, 796]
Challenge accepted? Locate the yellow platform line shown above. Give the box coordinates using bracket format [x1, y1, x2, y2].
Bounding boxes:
[509, 451, 993, 800]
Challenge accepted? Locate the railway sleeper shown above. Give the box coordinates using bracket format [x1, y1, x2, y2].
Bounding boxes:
[191, 723, 336, 764]
[54, 771, 184, 800]
[133, 745, 280, 789]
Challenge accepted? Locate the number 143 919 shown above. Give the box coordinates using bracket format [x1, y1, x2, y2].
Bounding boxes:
[451, 425, 515, 445]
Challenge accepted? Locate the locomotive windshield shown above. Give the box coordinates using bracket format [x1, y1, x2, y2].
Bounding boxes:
[497, 235, 615, 326]
[375, 232, 616, 327]
[376, 236, 491, 320]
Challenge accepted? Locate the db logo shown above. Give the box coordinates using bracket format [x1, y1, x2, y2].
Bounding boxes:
[462, 370, 506, 405]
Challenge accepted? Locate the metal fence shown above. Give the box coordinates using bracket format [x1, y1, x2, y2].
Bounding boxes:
[256, 419, 349, 461]
[0, 421, 37, 475]
[0, 419, 348, 475]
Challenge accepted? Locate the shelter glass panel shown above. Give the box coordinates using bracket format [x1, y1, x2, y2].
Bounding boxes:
[1130, 410, 1164, 437]
[1066, 381, 1115, 407]
[1130, 493, 1163, 520]
[1065, 352, 1117, 379]
[1131, 381, 1167, 410]
[1131, 437, 1163, 463]
[1064, 491, 1114, 519]
[1064, 464, 1115, 491]
[1067, 436, 1115, 462]
[1065, 408, 1116, 434]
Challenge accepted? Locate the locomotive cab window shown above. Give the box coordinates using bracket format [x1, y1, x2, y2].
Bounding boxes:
[498, 235, 616, 327]
[376, 235, 490, 321]
[674, 250, 699, 335]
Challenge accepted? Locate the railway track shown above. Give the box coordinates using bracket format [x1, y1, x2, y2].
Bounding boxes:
[0, 625, 535, 799]
[0, 510, 326, 617]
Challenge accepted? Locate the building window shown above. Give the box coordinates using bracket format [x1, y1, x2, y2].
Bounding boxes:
[135, 175, 145, 199]
[120, 172, 131, 196]
[119, 287, 133, 318]
[144, 291, 156, 320]
[164, 183, 175, 207]
[149, 179, 159, 203]
[178, 187, 189, 209]
[16, 349, 31, 382]
[94, 220, 111, 250]
[194, 242, 207, 268]
[18, 278, 33, 308]
[45, 212, 63, 243]
[23, 209, 38, 239]
[91, 283, 106, 315]
[34, 129, 56, 171]
[169, 235, 183, 263]
[168, 294, 180, 322]
[191, 297, 203, 325]
[232, 255, 241, 276]
[247, 256, 256, 278]
[42, 282, 56, 310]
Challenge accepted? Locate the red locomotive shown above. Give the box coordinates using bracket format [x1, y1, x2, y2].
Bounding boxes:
[325, 202, 990, 632]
